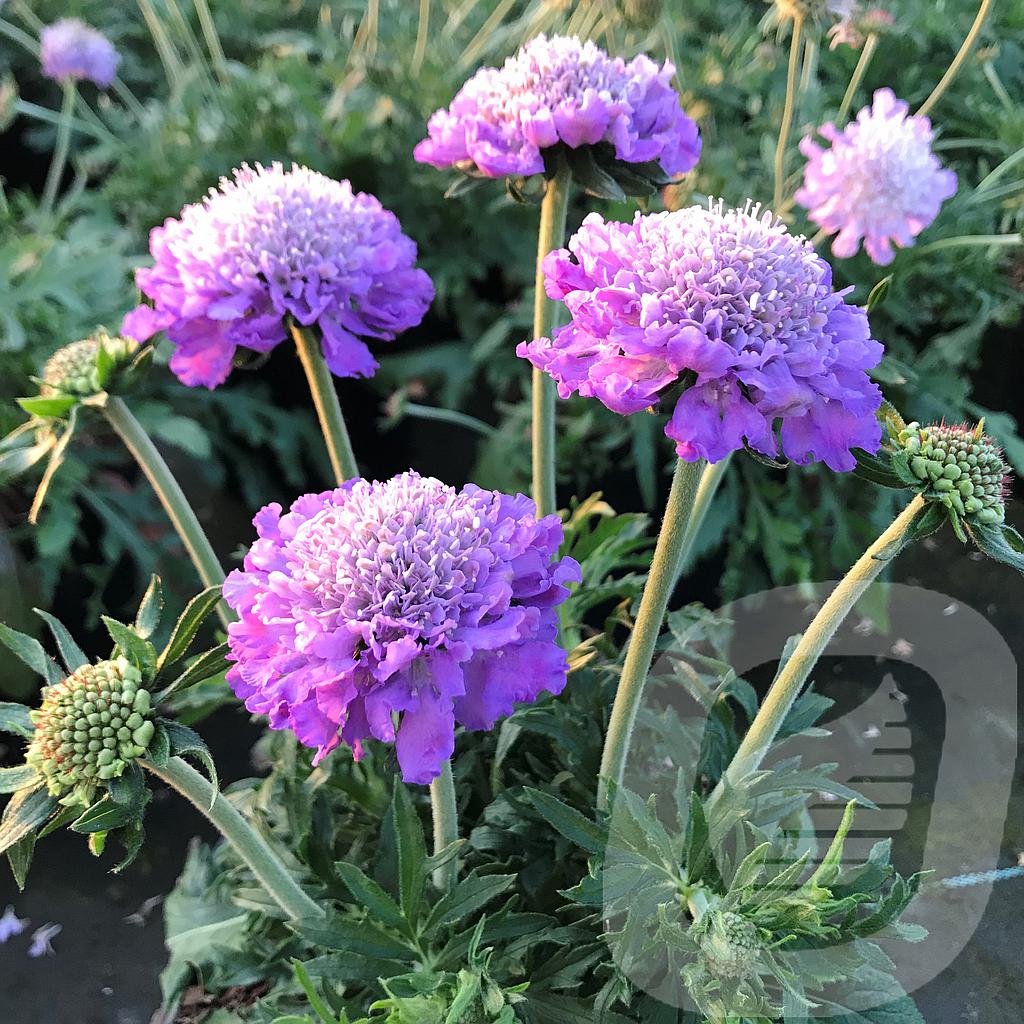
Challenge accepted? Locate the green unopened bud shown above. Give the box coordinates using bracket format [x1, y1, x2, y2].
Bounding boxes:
[25, 658, 155, 806]
[698, 911, 763, 981]
[41, 339, 101, 397]
[896, 421, 1009, 523]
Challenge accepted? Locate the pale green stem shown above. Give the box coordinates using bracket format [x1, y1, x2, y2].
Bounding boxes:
[412, 0, 430, 75]
[112, 78, 147, 121]
[430, 760, 459, 892]
[40, 81, 76, 217]
[194, 0, 229, 84]
[15, 100, 117, 145]
[707, 493, 927, 813]
[531, 156, 573, 519]
[597, 458, 706, 811]
[290, 323, 359, 485]
[811, 225, 831, 247]
[917, 0, 994, 118]
[403, 402, 497, 438]
[137, 0, 185, 93]
[102, 396, 232, 630]
[837, 32, 879, 124]
[773, 15, 804, 213]
[142, 756, 324, 921]
[914, 233, 1022, 254]
[674, 455, 732, 583]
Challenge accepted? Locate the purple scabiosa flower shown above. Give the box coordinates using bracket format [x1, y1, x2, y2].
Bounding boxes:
[517, 201, 884, 471]
[0, 906, 27, 944]
[122, 163, 434, 389]
[40, 19, 120, 89]
[27, 923, 61, 958]
[223, 472, 580, 784]
[414, 34, 700, 180]
[796, 88, 957, 265]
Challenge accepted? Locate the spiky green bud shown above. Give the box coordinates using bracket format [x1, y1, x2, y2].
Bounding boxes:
[25, 658, 155, 806]
[895, 421, 1009, 523]
[41, 339, 101, 397]
[698, 911, 763, 981]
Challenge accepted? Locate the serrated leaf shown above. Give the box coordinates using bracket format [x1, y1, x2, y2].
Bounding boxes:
[0, 765, 38, 794]
[0, 702, 34, 738]
[147, 721, 171, 768]
[391, 779, 427, 926]
[7, 833, 35, 890]
[967, 519, 1024, 574]
[102, 616, 157, 676]
[0, 784, 57, 855]
[424, 871, 515, 933]
[70, 795, 139, 834]
[852, 449, 907, 490]
[163, 721, 218, 792]
[157, 586, 223, 672]
[33, 609, 88, 672]
[294, 913, 413, 960]
[302, 951, 408, 985]
[156, 643, 230, 703]
[334, 860, 407, 930]
[108, 761, 150, 812]
[134, 575, 164, 638]
[524, 788, 607, 854]
[0, 624, 63, 683]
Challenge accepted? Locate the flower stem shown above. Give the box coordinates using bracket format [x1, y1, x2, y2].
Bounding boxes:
[429, 759, 459, 892]
[291, 323, 359, 485]
[40, 80, 76, 218]
[917, 0, 993, 118]
[837, 32, 879, 124]
[597, 457, 706, 811]
[914, 232, 1022, 254]
[773, 15, 804, 213]
[674, 454, 732, 584]
[531, 155, 573, 518]
[412, 0, 430, 75]
[141, 756, 323, 921]
[707, 493, 927, 812]
[193, 0, 229, 84]
[102, 396, 232, 630]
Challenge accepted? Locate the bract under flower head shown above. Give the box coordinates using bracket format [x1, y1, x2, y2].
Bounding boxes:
[40, 19, 120, 88]
[122, 163, 434, 389]
[414, 34, 700, 180]
[796, 88, 957, 265]
[517, 200, 883, 471]
[224, 471, 580, 784]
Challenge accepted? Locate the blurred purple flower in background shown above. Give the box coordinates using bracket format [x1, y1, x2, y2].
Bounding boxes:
[40, 18, 120, 88]
[27, 923, 61, 958]
[224, 472, 580, 784]
[518, 201, 884, 471]
[0, 905, 27, 943]
[796, 88, 957, 264]
[123, 163, 434, 388]
[414, 33, 701, 179]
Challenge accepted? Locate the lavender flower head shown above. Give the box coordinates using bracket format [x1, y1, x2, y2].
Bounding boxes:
[414, 34, 700, 179]
[517, 201, 884, 471]
[796, 88, 957, 265]
[224, 472, 580, 784]
[122, 163, 434, 388]
[40, 19, 120, 88]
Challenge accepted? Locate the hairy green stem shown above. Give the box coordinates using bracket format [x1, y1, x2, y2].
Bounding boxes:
[531, 156, 573, 519]
[40, 81, 76, 217]
[773, 15, 803, 213]
[837, 32, 879, 124]
[194, 0, 229, 83]
[708, 493, 927, 810]
[412, 0, 430, 75]
[291, 323, 359, 485]
[597, 457, 705, 811]
[917, 0, 994, 118]
[103, 396, 231, 630]
[914, 232, 1022, 254]
[142, 756, 323, 921]
[430, 760, 459, 892]
[674, 455, 732, 584]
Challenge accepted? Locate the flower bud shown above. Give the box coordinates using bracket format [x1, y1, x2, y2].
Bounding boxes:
[698, 911, 763, 981]
[896, 421, 1009, 523]
[41, 339, 101, 397]
[25, 658, 155, 806]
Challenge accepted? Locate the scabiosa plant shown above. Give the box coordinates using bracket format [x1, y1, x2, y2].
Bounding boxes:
[123, 163, 434, 390]
[40, 18, 120, 88]
[223, 471, 580, 785]
[796, 88, 957, 265]
[518, 200, 884, 471]
[414, 34, 701, 192]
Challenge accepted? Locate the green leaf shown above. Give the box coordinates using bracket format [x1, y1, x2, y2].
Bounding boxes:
[334, 860, 407, 930]
[444, 174, 488, 199]
[866, 276, 893, 314]
[0, 765, 38, 794]
[852, 449, 908, 490]
[108, 761, 150, 812]
[0, 624, 63, 683]
[524, 788, 607, 854]
[566, 147, 627, 201]
[157, 586, 223, 672]
[33, 609, 88, 672]
[0, 702, 34, 738]
[7, 833, 35, 890]
[17, 395, 78, 419]
[163, 721, 218, 792]
[134, 575, 164, 639]
[294, 913, 413, 960]
[70, 795, 138, 834]
[424, 871, 515, 933]
[967, 519, 1024, 574]
[0, 784, 57, 855]
[102, 616, 157, 676]
[390, 778, 427, 926]
[302, 951, 408, 985]
[147, 721, 171, 768]
[156, 643, 230, 703]
[807, 800, 857, 889]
